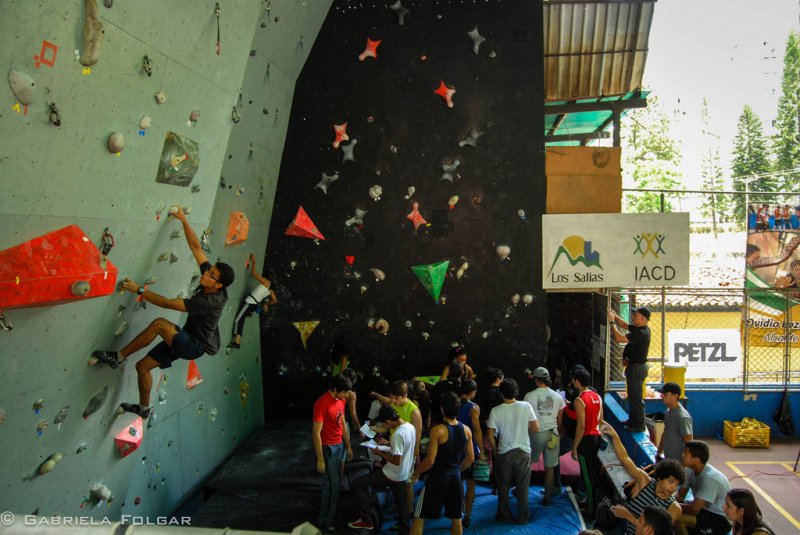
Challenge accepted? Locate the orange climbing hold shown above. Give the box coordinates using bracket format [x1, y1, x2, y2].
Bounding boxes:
[0, 225, 118, 309]
[224, 211, 249, 247]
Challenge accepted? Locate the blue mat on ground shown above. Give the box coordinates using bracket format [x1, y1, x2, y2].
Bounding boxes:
[381, 483, 585, 534]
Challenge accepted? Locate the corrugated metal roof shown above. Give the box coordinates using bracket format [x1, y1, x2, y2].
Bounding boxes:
[543, 0, 655, 101]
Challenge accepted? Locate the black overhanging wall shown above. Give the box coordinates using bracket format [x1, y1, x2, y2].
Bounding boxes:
[263, 0, 546, 418]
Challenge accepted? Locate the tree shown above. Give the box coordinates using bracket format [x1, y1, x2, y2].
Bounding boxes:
[773, 31, 800, 190]
[731, 105, 773, 219]
[699, 99, 728, 236]
[621, 95, 683, 213]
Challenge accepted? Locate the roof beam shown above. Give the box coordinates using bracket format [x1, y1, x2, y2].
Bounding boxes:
[545, 131, 611, 144]
[545, 97, 647, 115]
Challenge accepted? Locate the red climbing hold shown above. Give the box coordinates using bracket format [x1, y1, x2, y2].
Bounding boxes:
[0, 225, 118, 309]
[115, 417, 144, 458]
[285, 206, 325, 241]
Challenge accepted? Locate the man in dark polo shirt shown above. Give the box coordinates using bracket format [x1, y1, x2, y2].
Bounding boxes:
[608, 306, 651, 432]
[92, 205, 234, 418]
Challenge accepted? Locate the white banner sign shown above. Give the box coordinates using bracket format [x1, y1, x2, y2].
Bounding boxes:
[542, 213, 690, 289]
[667, 329, 742, 379]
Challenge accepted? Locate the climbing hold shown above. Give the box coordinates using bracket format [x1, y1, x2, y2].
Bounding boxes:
[169, 252, 178, 264]
[358, 38, 382, 61]
[448, 196, 459, 210]
[434, 81, 455, 108]
[456, 262, 469, 280]
[33, 399, 45, 412]
[89, 483, 112, 504]
[48, 103, 62, 126]
[134, 496, 141, 506]
[370, 268, 385, 281]
[341, 139, 357, 163]
[186, 360, 203, 389]
[293, 321, 320, 349]
[76, 443, 86, 454]
[389, 0, 409, 25]
[404, 186, 416, 200]
[522, 293, 534, 305]
[71, 280, 91, 296]
[345, 207, 367, 227]
[114, 321, 128, 336]
[80, 0, 104, 66]
[188, 109, 200, 127]
[142, 55, 153, 76]
[158, 252, 169, 262]
[517, 209, 527, 221]
[154, 91, 166, 104]
[441, 159, 460, 182]
[496, 245, 511, 261]
[285, 207, 325, 240]
[404, 320, 412, 329]
[332, 122, 349, 148]
[54, 406, 69, 428]
[511, 293, 520, 305]
[369, 185, 383, 201]
[0, 409, 5, 424]
[107, 132, 126, 153]
[406, 202, 428, 231]
[231, 106, 241, 123]
[458, 127, 483, 148]
[103, 0, 112, 7]
[36, 420, 48, 433]
[411, 260, 449, 302]
[467, 26, 486, 54]
[83, 386, 108, 419]
[375, 319, 389, 335]
[38, 456, 59, 475]
[140, 116, 152, 130]
[315, 172, 339, 194]
[158, 390, 167, 404]
[8, 68, 36, 105]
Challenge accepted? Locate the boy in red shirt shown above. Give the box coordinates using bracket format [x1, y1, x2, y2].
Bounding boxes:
[312, 375, 354, 532]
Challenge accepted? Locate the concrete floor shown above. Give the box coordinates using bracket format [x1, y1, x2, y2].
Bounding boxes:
[708, 436, 800, 534]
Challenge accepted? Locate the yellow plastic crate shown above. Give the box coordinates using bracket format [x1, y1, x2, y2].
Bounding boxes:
[723, 419, 770, 448]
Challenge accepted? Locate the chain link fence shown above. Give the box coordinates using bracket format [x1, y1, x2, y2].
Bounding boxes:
[606, 287, 800, 392]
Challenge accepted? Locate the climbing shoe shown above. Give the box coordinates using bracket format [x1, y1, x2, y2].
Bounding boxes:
[93, 350, 122, 369]
[119, 403, 151, 419]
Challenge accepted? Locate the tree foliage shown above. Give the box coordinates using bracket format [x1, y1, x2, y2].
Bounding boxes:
[621, 95, 683, 213]
[731, 105, 773, 219]
[773, 31, 800, 190]
[699, 99, 728, 234]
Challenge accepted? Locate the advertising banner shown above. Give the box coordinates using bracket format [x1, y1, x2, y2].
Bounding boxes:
[744, 219, 800, 347]
[667, 329, 741, 379]
[542, 213, 690, 289]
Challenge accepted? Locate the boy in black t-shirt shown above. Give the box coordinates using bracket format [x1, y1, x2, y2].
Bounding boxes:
[93, 206, 234, 418]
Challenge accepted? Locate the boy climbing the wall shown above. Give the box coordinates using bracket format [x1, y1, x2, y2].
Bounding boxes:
[92, 205, 235, 418]
[228, 252, 277, 349]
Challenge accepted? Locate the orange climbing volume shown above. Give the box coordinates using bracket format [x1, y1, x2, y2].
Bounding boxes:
[0, 225, 119, 309]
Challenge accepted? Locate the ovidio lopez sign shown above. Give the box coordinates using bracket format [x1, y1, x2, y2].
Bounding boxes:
[542, 213, 690, 289]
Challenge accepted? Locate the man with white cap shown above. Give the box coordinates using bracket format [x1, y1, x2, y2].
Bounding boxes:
[524, 367, 565, 504]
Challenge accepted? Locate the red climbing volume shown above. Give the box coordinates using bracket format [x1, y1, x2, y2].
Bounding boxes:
[0, 225, 119, 309]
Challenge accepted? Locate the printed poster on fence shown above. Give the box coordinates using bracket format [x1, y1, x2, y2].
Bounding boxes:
[744, 222, 800, 347]
[542, 213, 690, 289]
[667, 329, 741, 379]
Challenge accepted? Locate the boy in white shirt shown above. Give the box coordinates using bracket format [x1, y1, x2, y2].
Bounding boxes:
[487, 378, 540, 525]
[523, 367, 565, 504]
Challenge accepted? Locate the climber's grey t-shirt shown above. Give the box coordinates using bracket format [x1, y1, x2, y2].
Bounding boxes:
[182, 262, 227, 354]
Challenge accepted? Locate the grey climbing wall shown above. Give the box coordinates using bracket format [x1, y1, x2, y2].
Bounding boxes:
[0, 0, 331, 520]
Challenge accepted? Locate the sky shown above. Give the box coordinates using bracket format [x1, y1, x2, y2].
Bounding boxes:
[643, 0, 799, 189]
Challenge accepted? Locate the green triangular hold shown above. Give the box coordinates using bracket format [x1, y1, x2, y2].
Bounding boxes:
[411, 260, 449, 302]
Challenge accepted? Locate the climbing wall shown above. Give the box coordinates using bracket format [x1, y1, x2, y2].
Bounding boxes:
[0, 0, 331, 520]
[263, 0, 547, 417]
